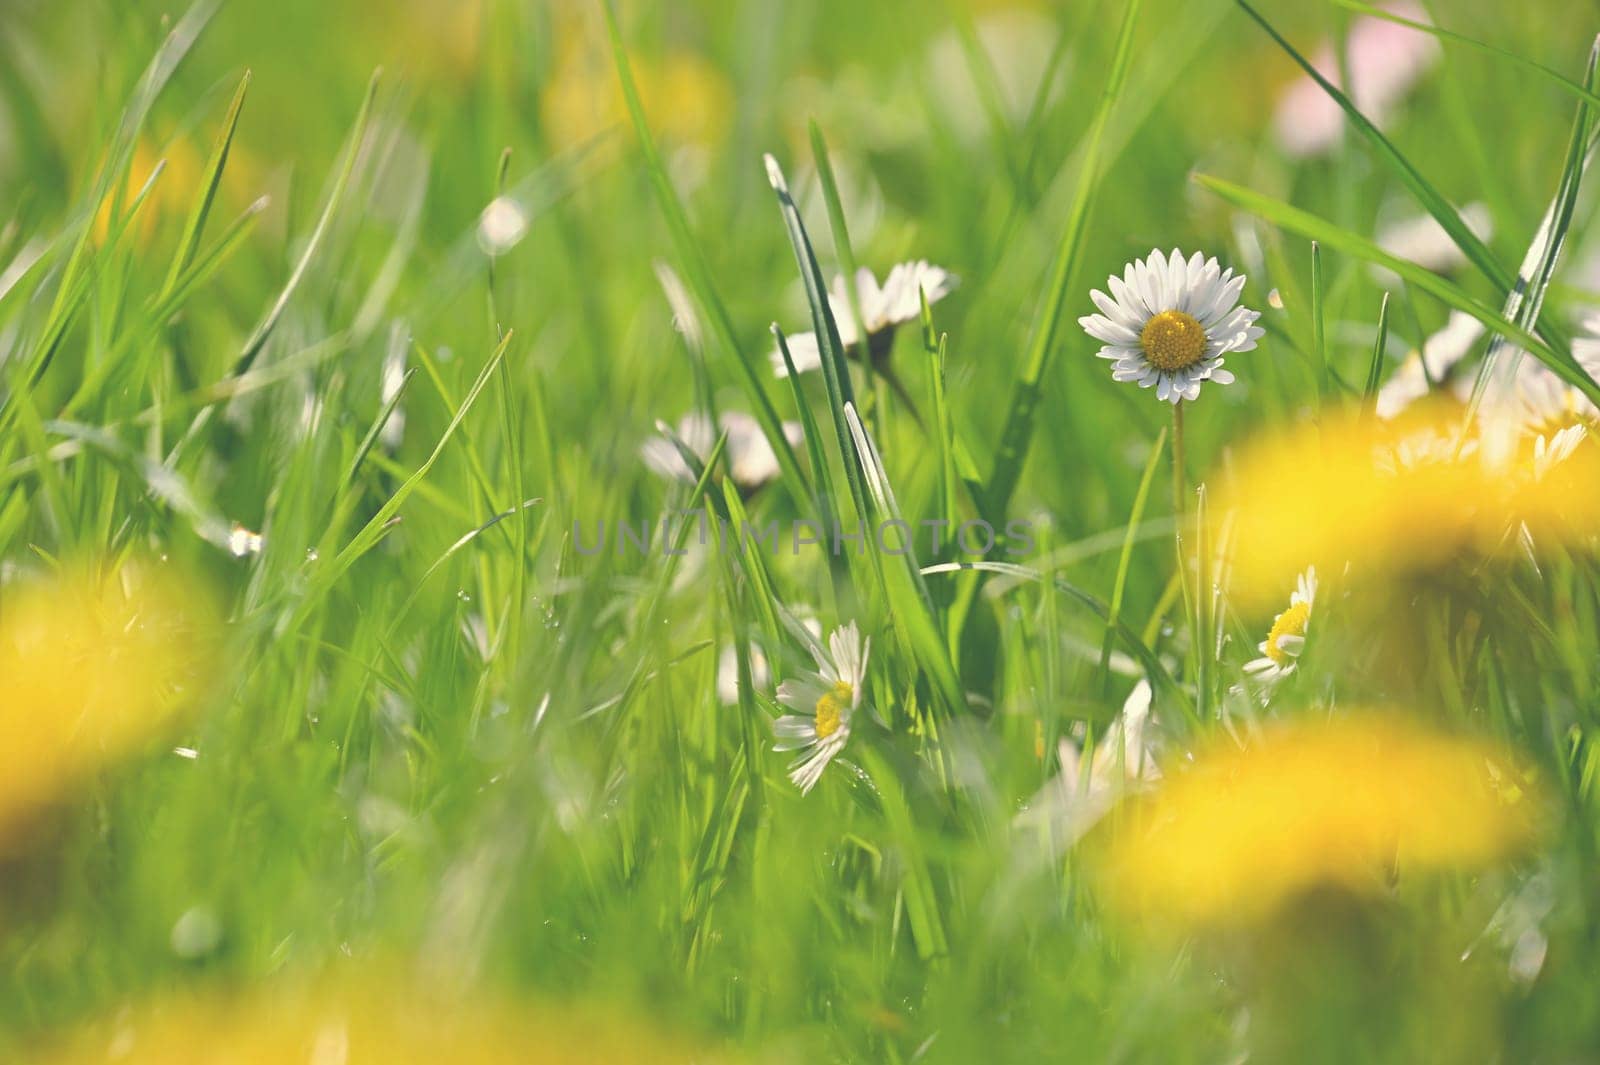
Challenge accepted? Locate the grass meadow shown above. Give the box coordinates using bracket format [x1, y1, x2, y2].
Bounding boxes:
[3, 0, 1600, 1060]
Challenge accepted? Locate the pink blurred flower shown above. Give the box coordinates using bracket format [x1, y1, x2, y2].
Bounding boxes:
[1272, 2, 1440, 159]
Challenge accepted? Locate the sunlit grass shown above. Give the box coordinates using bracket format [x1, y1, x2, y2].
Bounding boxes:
[1, 0, 1599, 1061]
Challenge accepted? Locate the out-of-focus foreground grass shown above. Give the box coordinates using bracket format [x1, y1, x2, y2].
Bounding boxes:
[2, 0, 1600, 1061]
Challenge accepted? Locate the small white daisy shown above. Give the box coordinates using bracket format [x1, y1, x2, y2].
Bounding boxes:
[772, 621, 870, 794]
[771, 261, 958, 377]
[640, 412, 804, 492]
[1244, 567, 1317, 683]
[1079, 248, 1264, 404]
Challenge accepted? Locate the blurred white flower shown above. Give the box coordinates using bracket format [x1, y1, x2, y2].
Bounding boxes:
[715, 642, 771, 705]
[773, 621, 870, 794]
[1376, 202, 1492, 275]
[1272, 1, 1440, 159]
[1018, 680, 1160, 843]
[1509, 312, 1600, 436]
[477, 195, 529, 256]
[641, 412, 804, 491]
[227, 523, 264, 558]
[1375, 310, 1483, 419]
[1080, 248, 1263, 404]
[379, 332, 409, 450]
[1532, 424, 1589, 481]
[772, 261, 958, 377]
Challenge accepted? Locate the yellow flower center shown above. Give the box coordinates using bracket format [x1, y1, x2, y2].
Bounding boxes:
[814, 680, 853, 739]
[1265, 601, 1311, 666]
[1140, 310, 1208, 372]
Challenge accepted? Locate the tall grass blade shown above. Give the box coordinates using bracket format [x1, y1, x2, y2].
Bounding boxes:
[983, 0, 1142, 522]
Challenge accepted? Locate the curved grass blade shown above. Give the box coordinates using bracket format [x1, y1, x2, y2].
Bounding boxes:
[158, 69, 250, 302]
[1194, 173, 1600, 408]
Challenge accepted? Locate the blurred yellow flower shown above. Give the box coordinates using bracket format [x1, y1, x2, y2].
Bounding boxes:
[0, 560, 217, 830]
[27, 971, 733, 1064]
[1094, 716, 1537, 930]
[1217, 403, 1600, 608]
[540, 35, 731, 156]
[92, 138, 205, 246]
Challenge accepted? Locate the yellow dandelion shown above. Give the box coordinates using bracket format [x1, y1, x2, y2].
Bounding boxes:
[1216, 402, 1600, 608]
[26, 970, 734, 1065]
[1093, 716, 1537, 930]
[0, 560, 217, 831]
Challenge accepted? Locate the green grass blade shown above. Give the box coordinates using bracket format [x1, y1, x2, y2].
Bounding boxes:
[1363, 292, 1392, 410]
[158, 69, 249, 302]
[983, 0, 1142, 522]
[320, 330, 512, 597]
[1234, 0, 1521, 302]
[168, 70, 380, 467]
[599, 0, 808, 506]
[1311, 241, 1328, 403]
[1466, 39, 1599, 421]
[922, 560, 1191, 731]
[1098, 426, 1166, 696]
[807, 123, 868, 372]
[1194, 172, 1600, 407]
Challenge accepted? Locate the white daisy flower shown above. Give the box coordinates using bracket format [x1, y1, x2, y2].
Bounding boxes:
[1244, 567, 1317, 683]
[1375, 310, 1483, 420]
[772, 621, 870, 794]
[641, 412, 804, 492]
[771, 261, 958, 377]
[1079, 248, 1264, 404]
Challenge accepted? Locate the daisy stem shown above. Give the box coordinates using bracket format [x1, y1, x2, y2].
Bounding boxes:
[1170, 400, 1197, 703]
[1170, 401, 1187, 548]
